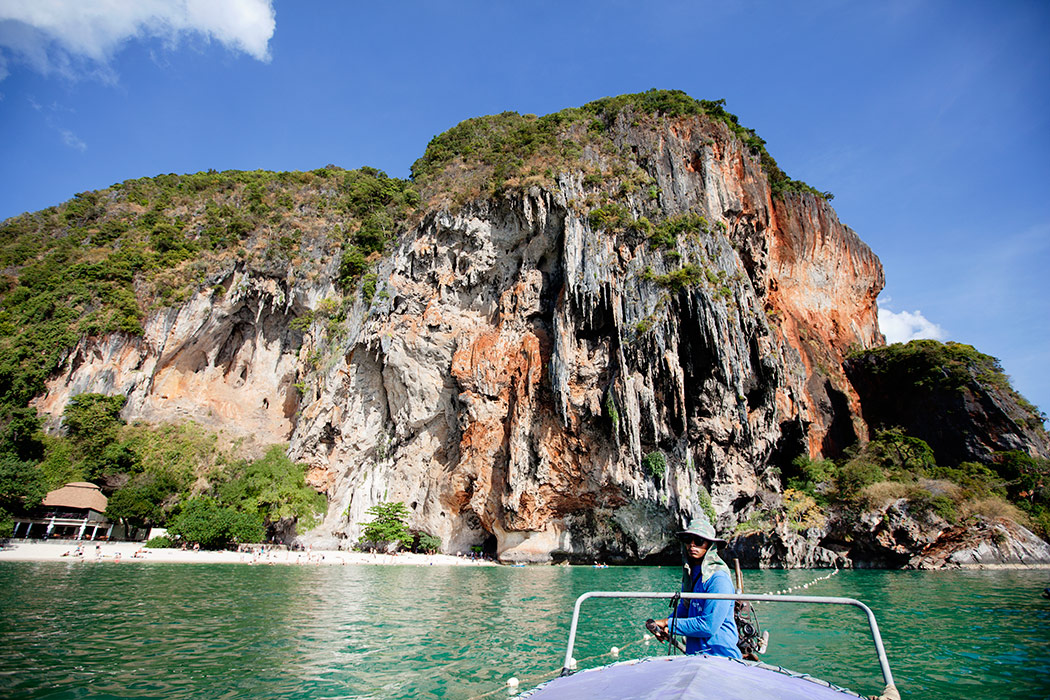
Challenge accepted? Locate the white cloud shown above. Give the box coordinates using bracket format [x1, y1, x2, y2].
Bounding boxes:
[59, 128, 86, 152]
[0, 0, 275, 81]
[878, 306, 948, 344]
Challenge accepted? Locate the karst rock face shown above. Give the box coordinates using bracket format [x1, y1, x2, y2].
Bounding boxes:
[290, 113, 884, 561]
[32, 109, 885, 562]
[34, 270, 320, 453]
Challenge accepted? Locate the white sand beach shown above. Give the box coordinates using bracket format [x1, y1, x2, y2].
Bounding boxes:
[0, 540, 497, 567]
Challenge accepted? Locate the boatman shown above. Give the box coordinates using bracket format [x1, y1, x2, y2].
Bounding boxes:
[651, 519, 742, 659]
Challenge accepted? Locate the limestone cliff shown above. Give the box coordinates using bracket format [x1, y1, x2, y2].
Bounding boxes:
[34, 270, 315, 453]
[284, 104, 884, 561]
[22, 92, 987, 565]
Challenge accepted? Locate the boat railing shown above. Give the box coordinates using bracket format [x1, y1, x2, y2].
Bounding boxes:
[562, 591, 894, 689]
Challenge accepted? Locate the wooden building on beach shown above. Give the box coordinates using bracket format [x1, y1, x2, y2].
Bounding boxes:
[11, 482, 115, 540]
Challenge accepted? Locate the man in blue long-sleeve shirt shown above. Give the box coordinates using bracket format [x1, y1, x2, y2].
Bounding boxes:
[652, 519, 741, 659]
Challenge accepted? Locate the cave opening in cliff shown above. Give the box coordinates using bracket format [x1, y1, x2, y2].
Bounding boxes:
[820, 379, 858, 457]
[482, 533, 498, 556]
[574, 284, 617, 344]
[744, 335, 773, 412]
[535, 251, 563, 319]
[770, 418, 809, 483]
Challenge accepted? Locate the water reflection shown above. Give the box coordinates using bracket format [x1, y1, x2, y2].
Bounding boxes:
[1, 563, 1048, 699]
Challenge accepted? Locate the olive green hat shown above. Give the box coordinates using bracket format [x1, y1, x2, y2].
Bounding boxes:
[676, 518, 726, 544]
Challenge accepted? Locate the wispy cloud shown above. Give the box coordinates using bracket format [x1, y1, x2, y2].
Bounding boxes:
[59, 128, 86, 152]
[27, 94, 87, 151]
[878, 305, 947, 344]
[0, 0, 275, 82]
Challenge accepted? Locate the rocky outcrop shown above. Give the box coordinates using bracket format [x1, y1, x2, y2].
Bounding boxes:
[729, 501, 1050, 570]
[24, 97, 1048, 567]
[912, 517, 1050, 568]
[33, 269, 318, 454]
[845, 341, 1050, 466]
[286, 109, 885, 561]
[846, 500, 1050, 569]
[729, 527, 847, 569]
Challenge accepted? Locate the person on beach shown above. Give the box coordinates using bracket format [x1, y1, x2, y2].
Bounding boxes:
[651, 519, 741, 659]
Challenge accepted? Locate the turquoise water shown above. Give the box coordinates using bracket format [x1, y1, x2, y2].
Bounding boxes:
[0, 563, 1047, 699]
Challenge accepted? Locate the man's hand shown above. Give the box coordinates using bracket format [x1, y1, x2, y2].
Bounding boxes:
[647, 617, 670, 642]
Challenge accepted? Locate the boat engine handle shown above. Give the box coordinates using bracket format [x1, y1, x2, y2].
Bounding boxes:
[644, 618, 685, 653]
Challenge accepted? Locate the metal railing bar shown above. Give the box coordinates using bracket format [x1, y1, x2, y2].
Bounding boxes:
[561, 591, 894, 689]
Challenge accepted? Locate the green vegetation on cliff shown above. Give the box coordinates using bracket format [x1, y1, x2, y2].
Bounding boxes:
[773, 427, 1050, 540]
[411, 88, 828, 201]
[848, 340, 1046, 430]
[580, 91, 828, 200]
[0, 167, 417, 416]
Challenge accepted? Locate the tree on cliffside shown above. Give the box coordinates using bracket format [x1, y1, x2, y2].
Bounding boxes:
[358, 501, 413, 551]
[63, 393, 131, 479]
[166, 497, 264, 549]
[216, 445, 326, 537]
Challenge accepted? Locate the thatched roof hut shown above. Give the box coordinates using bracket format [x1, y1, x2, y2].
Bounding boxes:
[41, 482, 108, 514]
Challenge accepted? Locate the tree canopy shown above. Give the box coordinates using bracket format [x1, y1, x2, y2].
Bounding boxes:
[359, 501, 413, 550]
[166, 497, 264, 549]
[216, 445, 326, 531]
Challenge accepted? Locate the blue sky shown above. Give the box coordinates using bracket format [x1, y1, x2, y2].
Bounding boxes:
[0, 0, 1047, 420]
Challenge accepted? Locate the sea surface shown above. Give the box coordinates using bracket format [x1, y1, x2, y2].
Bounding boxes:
[0, 562, 1047, 699]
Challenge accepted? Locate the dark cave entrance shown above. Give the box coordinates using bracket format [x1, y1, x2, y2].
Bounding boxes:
[821, 379, 858, 457]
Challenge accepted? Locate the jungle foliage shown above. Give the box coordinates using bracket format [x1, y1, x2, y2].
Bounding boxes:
[0, 389, 323, 544]
[166, 497, 265, 550]
[0, 167, 418, 422]
[778, 427, 1050, 539]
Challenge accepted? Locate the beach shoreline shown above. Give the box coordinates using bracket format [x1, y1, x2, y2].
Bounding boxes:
[0, 540, 498, 567]
[6, 541, 1045, 570]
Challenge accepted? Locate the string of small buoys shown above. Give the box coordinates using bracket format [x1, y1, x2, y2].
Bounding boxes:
[464, 636, 652, 700]
[761, 564, 840, 596]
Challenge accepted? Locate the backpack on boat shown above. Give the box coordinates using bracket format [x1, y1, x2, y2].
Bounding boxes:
[733, 559, 768, 660]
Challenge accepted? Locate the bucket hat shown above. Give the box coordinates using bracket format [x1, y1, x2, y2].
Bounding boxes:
[676, 517, 726, 544]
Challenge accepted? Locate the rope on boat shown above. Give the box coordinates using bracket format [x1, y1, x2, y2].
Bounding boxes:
[463, 633, 658, 700]
[462, 666, 559, 700]
[760, 563, 840, 596]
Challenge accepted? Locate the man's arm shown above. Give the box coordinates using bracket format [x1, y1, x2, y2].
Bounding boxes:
[664, 573, 735, 640]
